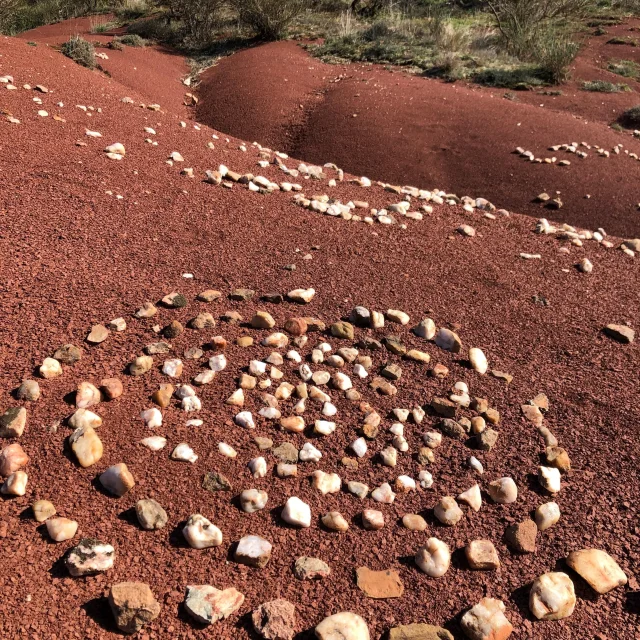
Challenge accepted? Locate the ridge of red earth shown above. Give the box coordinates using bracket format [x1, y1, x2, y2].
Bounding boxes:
[195, 38, 640, 237]
[0, 29, 638, 640]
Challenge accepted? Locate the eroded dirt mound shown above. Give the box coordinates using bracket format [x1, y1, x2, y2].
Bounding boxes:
[0, 31, 638, 640]
[196, 40, 640, 237]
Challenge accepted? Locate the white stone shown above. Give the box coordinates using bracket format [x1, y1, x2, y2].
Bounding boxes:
[248, 457, 267, 478]
[182, 396, 201, 412]
[469, 456, 484, 474]
[312, 470, 341, 495]
[535, 502, 560, 531]
[315, 612, 370, 640]
[140, 436, 167, 451]
[287, 288, 315, 303]
[259, 406, 281, 420]
[299, 442, 322, 463]
[287, 350, 302, 363]
[235, 411, 255, 429]
[458, 484, 482, 511]
[434, 497, 463, 525]
[1, 470, 27, 496]
[539, 466, 561, 493]
[76, 382, 100, 408]
[418, 470, 433, 488]
[530, 572, 576, 620]
[371, 482, 395, 504]
[46, 517, 78, 542]
[469, 347, 488, 374]
[171, 443, 197, 463]
[314, 420, 336, 435]
[423, 432, 442, 448]
[209, 354, 227, 372]
[183, 514, 222, 548]
[353, 364, 368, 378]
[488, 477, 518, 504]
[299, 364, 312, 381]
[282, 496, 311, 527]
[351, 438, 367, 458]
[415, 538, 450, 577]
[396, 475, 415, 491]
[141, 408, 162, 429]
[40, 357, 62, 379]
[175, 385, 195, 400]
[68, 408, 102, 430]
[218, 442, 237, 458]
[240, 489, 268, 513]
[322, 402, 337, 417]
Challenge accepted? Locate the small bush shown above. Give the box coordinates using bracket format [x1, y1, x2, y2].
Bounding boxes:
[608, 59, 639, 77]
[107, 39, 124, 50]
[61, 35, 96, 69]
[115, 0, 152, 21]
[128, 15, 178, 42]
[619, 104, 640, 127]
[230, 0, 306, 40]
[116, 33, 147, 46]
[533, 34, 579, 83]
[581, 79, 631, 92]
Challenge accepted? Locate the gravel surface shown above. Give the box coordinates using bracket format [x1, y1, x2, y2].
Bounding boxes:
[0, 31, 638, 640]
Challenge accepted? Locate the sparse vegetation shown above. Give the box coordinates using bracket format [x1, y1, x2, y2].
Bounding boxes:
[607, 35, 638, 45]
[115, 33, 146, 46]
[608, 58, 639, 78]
[581, 79, 631, 91]
[619, 104, 640, 127]
[61, 34, 96, 68]
[231, 0, 305, 40]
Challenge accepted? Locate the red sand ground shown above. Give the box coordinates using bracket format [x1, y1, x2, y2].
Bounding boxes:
[0, 24, 639, 640]
[196, 40, 640, 237]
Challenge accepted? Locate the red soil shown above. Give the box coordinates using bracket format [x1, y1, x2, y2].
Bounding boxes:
[19, 16, 190, 117]
[196, 40, 640, 237]
[0, 27, 638, 640]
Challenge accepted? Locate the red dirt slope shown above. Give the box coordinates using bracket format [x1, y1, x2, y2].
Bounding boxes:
[19, 16, 190, 117]
[196, 41, 640, 237]
[0, 32, 639, 640]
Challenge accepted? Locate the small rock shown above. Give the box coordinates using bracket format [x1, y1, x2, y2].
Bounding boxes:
[252, 599, 296, 640]
[183, 514, 223, 548]
[460, 598, 512, 640]
[46, 517, 78, 542]
[32, 499, 56, 522]
[1, 470, 27, 496]
[282, 496, 311, 527]
[76, 381, 100, 408]
[603, 324, 634, 343]
[65, 538, 115, 576]
[99, 463, 135, 497]
[434, 497, 463, 526]
[505, 519, 537, 553]
[100, 378, 123, 400]
[475, 428, 499, 451]
[465, 540, 500, 570]
[415, 538, 450, 577]
[321, 511, 349, 532]
[136, 499, 168, 530]
[0, 443, 29, 476]
[535, 502, 560, 531]
[294, 556, 330, 580]
[0, 407, 26, 438]
[530, 572, 576, 620]
[315, 612, 369, 640]
[389, 623, 453, 640]
[362, 509, 384, 530]
[240, 489, 268, 513]
[130, 355, 154, 376]
[184, 585, 244, 625]
[202, 471, 232, 492]
[109, 582, 161, 634]
[53, 344, 83, 364]
[235, 535, 272, 567]
[488, 477, 517, 504]
[69, 426, 103, 467]
[287, 288, 315, 304]
[402, 514, 427, 531]
[434, 328, 462, 353]
[16, 380, 40, 402]
[87, 324, 109, 344]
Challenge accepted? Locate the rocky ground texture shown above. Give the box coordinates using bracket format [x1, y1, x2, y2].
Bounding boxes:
[0, 26, 639, 640]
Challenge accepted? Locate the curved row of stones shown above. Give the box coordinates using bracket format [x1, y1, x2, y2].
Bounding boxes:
[0, 285, 628, 639]
[5, 77, 640, 272]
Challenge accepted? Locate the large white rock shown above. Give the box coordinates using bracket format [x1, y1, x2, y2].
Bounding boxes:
[315, 612, 369, 640]
[183, 514, 222, 549]
[282, 497, 311, 528]
[171, 443, 197, 463]
[566, 548, 628, 594]
[415, 538, 450, 577]
[529, 572, 576, 620]
[538, 466, 561, 493]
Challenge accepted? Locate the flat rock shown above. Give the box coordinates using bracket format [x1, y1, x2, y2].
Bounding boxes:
[505, 519, 537, 553]
[389, 624, 454, 640]
[235, 535, 272, 568]
[603, 324, 634, 343]
[356, 567, 404, 599]
[566, 548, 627, 594]
[53, 344, 83, 364]
[86, 324, 109, 344]
[202, 471, 232, 492]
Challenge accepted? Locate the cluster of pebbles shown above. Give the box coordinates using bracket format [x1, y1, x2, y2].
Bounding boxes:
[0, 283, 630, 639]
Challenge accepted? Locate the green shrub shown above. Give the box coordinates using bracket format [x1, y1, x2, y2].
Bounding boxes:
[230, 0, 306, 40]
[533, 34, 579, 83]
[61, 35, 96, 68]
[607, 36, 638, 46]
[581, 79, 631, 92]
[608, 59, 639, 77]
[116, 33, 147, 46]
[619, 104, 640, 127]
